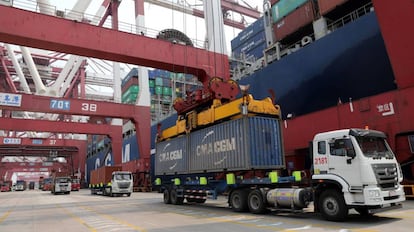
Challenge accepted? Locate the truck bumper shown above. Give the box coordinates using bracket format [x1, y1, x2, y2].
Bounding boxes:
[363, 185, 406, 206]
[368, 202, 403, 214]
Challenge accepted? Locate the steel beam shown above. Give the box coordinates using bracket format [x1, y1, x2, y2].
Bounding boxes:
[221, 0, 261, 19]
[0, 5, 230, 82]
[0, 117, 123, 165]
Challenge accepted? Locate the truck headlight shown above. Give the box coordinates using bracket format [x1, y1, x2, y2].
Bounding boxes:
[368, 190, 380, 198]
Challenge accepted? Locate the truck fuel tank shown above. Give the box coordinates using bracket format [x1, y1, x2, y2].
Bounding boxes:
[266, 188, 312, 209]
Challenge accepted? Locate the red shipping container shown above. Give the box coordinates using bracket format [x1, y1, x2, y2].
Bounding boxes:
[121, 77, 139, 92]
[273, 1, 316, 41]
[318, 0, 349, 16]
[90, 166, 122, 185]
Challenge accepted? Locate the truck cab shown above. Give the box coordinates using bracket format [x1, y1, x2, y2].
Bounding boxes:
[107, 171, 133, 197]
[312, 129, 405, 220]
[51, 177, 71, 195]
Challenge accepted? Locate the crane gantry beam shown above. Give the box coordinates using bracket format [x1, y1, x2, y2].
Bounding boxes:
[0, 5, 230, 83]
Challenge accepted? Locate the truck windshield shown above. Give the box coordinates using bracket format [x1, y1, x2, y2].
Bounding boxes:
[355, 136, 394, 159]
[115, 174, 131, 180]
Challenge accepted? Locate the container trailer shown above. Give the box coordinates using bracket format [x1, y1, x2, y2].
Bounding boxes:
[155, 116, 405, 221]
[89, 166, 133, 197]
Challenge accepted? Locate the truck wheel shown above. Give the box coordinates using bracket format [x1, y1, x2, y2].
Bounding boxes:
[248, 190, 267, 214]
[230, 189, 248, 212]
[163, 189, 171, 204]
[170, 189, 184, 205]
[318, 189, 348, 221]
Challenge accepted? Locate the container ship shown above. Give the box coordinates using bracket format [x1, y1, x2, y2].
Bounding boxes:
[86, 0, 414, 195]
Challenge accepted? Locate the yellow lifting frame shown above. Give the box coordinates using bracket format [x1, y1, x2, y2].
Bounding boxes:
[160, 94, 281, 141]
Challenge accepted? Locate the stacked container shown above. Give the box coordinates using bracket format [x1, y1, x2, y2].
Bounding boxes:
[121, 68, 139, 104]
[318, 0, 349, 16]
[271, 0, 316, 41]
[231, 17, 266, 61]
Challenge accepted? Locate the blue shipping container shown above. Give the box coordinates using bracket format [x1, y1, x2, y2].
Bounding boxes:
[122, 68, 139, 87]
[232, 31, 266, 57]
[154, 116, 284, 175]
[155, 136, 188, 175]
[231, 17, 264, 50]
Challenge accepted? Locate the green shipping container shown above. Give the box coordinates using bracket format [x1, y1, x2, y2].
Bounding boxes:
[162, 87, 172, 96]
[272, 0, 308, 23]
[149, 79, 155, 87]
[122, 85, 139, 97]
[155, 86, 163, 95]
[155, 77, 163, 86]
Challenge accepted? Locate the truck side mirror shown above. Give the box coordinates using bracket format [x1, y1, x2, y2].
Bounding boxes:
[346, 149, 356, 159]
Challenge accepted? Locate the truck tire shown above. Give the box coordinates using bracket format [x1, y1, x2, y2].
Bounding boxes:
[163, 189, 171, 204]
[248, 189, 267, 214]
[318, 189, 348, 221]
[170, 189, 184, 205]
[230, 189, 248, 212]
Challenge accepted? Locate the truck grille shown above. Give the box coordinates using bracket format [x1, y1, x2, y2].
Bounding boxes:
[372, 163, 398, 190]
[118, 182, 131, 189]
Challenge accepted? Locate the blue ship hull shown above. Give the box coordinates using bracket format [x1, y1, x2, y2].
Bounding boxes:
[239, 12, 396, 118]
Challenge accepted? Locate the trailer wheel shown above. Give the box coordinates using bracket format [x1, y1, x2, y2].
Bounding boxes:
[230, 189, 248, 212]
[170, 189, 184, 205]
[248, 190, 267, 214]
[163, 189, 171, 204]
[318, 189, 348, 221]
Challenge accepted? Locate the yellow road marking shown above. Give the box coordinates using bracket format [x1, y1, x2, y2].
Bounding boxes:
[0, 210, 12, 223]
[79, 205, 147, 232]
[57, 204, 97, 232]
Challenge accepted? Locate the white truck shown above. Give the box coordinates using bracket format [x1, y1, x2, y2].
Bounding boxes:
[156, 126, 406, 221]
[90, 166, 133, 197]
[51, 176, 71, 195]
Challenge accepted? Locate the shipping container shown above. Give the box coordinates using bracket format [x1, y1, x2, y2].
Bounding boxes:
[231, 17, 265, 50]
[154, 116, 284, 175]
[162, 87, 172, 96]
[232, 31, 266, 57]
[121, 68, 138, 87]
[155, 86, 163, 95]
[155, 77, 163, 86]
[318, 0, 349, 16]
[155, 136, 188, 175]
[272, 0, 308, 23]
[149, 79, 155, 87]
[121, 78, 139, 92]
[273, 1, 316, 41]
[90, 166, 122, 185]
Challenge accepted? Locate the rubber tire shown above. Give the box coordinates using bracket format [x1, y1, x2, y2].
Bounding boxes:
[127, 193, 131, 197]
[170, 189, 184, 205]
[248, 189, 267, 214]
[163, 189, 171, 204]
[318, 189, 348, 221]
[230, 189, 249, 212]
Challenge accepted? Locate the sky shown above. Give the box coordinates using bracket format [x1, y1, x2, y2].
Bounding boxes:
[48, 0, 263, 55]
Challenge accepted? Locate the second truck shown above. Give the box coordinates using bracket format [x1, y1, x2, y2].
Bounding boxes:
[154, 92, 406, 221]
[90, 166, 133, 197]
